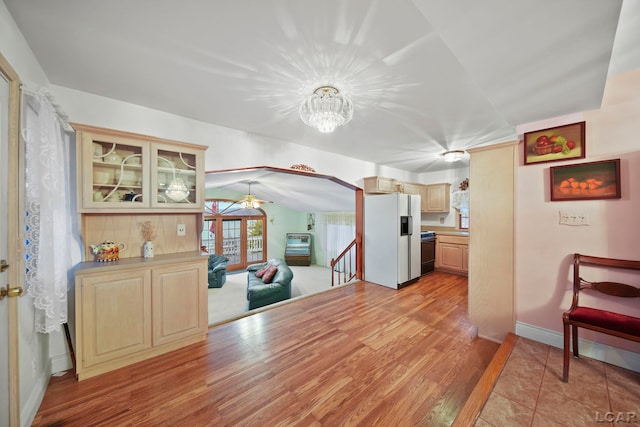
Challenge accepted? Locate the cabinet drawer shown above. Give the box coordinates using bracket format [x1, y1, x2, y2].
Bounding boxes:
[437, 235, 468, 245]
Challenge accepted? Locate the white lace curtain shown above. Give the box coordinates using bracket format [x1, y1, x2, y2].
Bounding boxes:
[318, 212, 356, 269]
[22, 90, 73, 333]
[451, 190, 469, 212]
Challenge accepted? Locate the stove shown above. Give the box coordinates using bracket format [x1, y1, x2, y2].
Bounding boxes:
[421, 231, 436, 241]
[420, 231, 436, 275]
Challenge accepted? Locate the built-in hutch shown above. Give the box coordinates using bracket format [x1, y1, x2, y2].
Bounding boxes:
[71, 124, 209, 380]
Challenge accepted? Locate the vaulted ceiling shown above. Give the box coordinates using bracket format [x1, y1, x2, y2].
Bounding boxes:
[6, 0, 639, 212]
[5, 0, 635, 176]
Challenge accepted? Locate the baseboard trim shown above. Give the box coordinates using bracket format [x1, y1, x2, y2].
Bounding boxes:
[20, 362, 50, 427]
[515, 321, 640, 373]
[50, 353, 72, 374]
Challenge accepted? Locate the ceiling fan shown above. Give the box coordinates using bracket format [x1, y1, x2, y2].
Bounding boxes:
[232, 181, 272, 211]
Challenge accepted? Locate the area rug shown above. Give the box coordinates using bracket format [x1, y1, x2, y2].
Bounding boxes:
[207, 264, 355, 326]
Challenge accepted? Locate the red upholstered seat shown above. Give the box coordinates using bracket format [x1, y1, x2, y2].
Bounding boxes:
[568, 307, 640, 338]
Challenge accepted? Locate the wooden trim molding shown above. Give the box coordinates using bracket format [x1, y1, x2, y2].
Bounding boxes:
[1, 50, 23, 427]
[451, 332, 517, 426]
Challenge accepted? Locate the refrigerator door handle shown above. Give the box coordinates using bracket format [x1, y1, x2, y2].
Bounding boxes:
[407, 215, 412, 236]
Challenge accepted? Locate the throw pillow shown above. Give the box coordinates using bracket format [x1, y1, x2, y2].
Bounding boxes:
[255, 265, 270, 278]
[262, 265, 278, 284]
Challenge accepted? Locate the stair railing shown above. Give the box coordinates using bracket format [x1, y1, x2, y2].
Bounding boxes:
[330, 239, 358, 287]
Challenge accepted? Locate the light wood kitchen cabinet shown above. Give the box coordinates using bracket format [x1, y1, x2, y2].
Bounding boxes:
[435, 234, 468, 276]
[78, 269, 152, 370]
[73, 252, 208, 380]
[73, 123, 207, 213]
[423, 183, 451, 213]
[151, 261, 206, 347]
[363, 176, 398, 194]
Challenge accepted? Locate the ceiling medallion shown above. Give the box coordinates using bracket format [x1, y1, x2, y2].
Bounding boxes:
[299, 86, 353, 133]
[442, 150, 465, 162]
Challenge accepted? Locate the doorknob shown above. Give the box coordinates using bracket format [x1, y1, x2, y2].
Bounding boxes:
[0, 286, 23, 300]
[0, 259, 8, 273]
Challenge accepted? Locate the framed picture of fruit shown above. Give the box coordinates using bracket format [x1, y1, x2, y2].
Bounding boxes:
[550, 159, 620, 201]
[524, 121, 585, 165]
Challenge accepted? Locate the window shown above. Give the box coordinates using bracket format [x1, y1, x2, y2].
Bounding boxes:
[458, 211, 469, 230]
[203, 199, 266, 271]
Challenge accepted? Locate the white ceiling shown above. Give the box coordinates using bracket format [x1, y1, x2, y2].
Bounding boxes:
[5, 0, 638, 212]
[5, 0, 634, 175]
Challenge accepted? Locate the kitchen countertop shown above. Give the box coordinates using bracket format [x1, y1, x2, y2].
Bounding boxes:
[421, 226, 469, 237]
[435, 230, 469, 237]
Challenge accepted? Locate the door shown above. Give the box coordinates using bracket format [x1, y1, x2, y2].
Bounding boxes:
[0, 60, 10, 427]
[222, 218, 242, 268]
[1, 53, 21, 427]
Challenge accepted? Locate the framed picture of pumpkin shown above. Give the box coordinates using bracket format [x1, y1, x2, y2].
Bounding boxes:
[550, 159, 621, 201]
[524, 121, 585, 165]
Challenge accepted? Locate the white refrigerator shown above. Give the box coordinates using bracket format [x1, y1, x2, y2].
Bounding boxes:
[364, 193, 421, 289]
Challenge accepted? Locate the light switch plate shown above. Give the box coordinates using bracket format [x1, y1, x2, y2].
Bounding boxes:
[559, 211, 590, 226]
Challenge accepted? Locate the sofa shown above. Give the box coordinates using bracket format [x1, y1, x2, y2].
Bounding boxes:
[246, 258, 293, 310]
[208, 254, 229, 288]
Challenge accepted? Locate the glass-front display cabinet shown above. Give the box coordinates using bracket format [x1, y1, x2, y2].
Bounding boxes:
[74, 124, 206, 213]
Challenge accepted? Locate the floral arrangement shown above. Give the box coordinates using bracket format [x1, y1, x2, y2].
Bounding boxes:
[459, 178, 469, 191]
[290, 164, 316, 173]
[139, 220, 157, 241]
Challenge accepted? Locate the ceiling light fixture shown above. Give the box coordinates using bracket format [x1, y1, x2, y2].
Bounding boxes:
[299, 86, 353, 133]
[158, 156, 190, 202]
[239, 181, 262, 209]
[442, 150, 465, 162]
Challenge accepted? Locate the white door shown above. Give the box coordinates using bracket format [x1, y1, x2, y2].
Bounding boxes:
[1, 54, 21, 427]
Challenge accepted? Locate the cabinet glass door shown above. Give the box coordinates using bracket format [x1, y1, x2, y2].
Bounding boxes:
[85, 134, 148, 208]
[153, 146, 199, 207]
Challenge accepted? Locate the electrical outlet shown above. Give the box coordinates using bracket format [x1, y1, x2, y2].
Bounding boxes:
[559, 211, 590, 226]
[177, 224, 186, 236]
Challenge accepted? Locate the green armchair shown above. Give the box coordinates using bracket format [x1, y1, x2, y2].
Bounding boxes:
[208, 254, 229, 288]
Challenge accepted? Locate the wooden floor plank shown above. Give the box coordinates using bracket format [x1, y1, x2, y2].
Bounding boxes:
[32, 271, 499, 426]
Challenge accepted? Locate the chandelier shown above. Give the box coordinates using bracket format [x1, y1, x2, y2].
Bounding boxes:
[442, 150, 465, 162]
[299, 86, 353, 133]
[158, 156, 190, 202]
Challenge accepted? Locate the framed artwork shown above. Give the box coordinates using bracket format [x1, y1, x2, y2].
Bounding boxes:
[524, 121, 586, 165]
[550, 159, 621, 201]
[307, 213, 315, 231]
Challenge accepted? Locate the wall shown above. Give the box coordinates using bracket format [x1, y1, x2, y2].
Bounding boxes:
[515, 69, 640, 368]
[52, 86, 420, 189]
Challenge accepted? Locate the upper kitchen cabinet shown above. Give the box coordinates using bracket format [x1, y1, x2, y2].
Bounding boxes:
[74, 124, 207, 213]
[363, 176, 398, 194]
[422, 183, 451, 213]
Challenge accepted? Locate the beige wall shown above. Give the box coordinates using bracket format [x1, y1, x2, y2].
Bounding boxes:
[515, 69, 640, 355]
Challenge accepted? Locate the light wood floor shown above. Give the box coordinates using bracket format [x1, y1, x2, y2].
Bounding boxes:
[33, 272, 499, 426]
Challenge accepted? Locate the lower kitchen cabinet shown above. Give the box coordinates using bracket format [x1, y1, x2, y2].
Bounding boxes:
[435, 234, 469, 276]
[73, 252, 208, 380]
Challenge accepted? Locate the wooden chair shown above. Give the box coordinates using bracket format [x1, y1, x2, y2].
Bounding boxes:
[562, 253, 640, 382]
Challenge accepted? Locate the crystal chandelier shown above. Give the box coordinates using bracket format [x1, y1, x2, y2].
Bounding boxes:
[299, 86, 353, 133]
[442, 150, 465, 162]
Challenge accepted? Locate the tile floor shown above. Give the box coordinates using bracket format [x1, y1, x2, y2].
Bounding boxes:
[476, 337, 640, 426]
